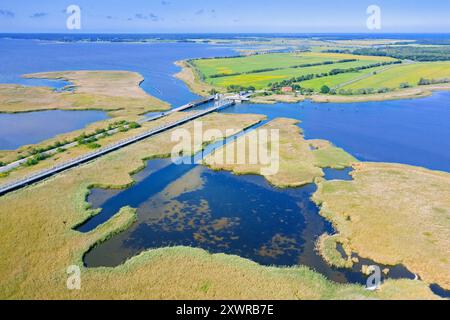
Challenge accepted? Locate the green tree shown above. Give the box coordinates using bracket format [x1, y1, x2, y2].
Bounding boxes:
[86, 142, 101, 149]
[418, 78, 430, 86]
[320, 85, 331, 94]
[128, 122, 141, 129]
[400, 82, 411, 89]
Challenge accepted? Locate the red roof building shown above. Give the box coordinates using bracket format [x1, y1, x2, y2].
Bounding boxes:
[281, 86, 293, 93]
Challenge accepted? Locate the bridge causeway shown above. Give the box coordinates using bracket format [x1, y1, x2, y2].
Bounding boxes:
[0, 97, 235, 196]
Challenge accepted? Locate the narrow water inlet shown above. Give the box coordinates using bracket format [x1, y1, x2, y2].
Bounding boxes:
[76, 116, 420, 287]
[76, 119, 270, 233]
[430, 284, 450, 299]
[323, 167, 353, 181]
[80, 157, 418, 287]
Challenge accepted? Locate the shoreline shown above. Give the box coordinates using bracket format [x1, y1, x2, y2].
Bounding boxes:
[0, 71, 171, 116]
[313, 162, 450, 291]
[174, 60, 221, 97]
[0, 112, 439, 299]
[175, 58, 450, 104]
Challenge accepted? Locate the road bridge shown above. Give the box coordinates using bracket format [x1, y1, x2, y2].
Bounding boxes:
[0, 99, 234, 196]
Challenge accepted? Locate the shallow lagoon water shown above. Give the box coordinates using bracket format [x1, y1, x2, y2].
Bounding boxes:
[1, 38, 448, 291]
[82, 158, 416, 285]
[322, 168, 353, 181]
[0, 110, 109, 150]
[0, 39, 236, 106]
[0, 39, 236, 149]
[1, 38, 449, 171]
[223, 92, 450, 173]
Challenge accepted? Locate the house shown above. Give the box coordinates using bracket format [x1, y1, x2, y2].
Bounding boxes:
[281, 86, 293, 93]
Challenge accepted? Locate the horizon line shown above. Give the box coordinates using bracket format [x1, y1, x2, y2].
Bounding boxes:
[2, 32, 450, 35]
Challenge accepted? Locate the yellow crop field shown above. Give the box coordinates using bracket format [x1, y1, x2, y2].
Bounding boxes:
[343, 62, 450, 90]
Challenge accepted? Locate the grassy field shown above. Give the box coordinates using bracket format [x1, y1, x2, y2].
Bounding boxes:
[205, 118, 358, 188]
[298, 65, 388, 91]
[343, 62, 450, 90]
[0, 70, 172, 167]
[206, 119, 450, 292]
[313, 162, 450, 290]
[0, 112, 203, 182]
[184, 50, 450, 102]
[210, 60, 392, 89]
[174, 60, 219, 96]
[193, 52, 395, 78]
[0, 113, 438, 299]
[0, 71, 170, 117]
[192, 52, 396, 90]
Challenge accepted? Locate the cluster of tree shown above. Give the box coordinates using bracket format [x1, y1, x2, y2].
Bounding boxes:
[23, 153, 50, 167]
[291, 59, 357, 69]
[418, 77, 450, 86]
[76, 133, 101, 146]
[128, 122, 141, 129]
[208, 59, 358, 79]
[85, 142, 102, 149]
[12, 120, 141, 165]
[349, 46, 450, 62]
[107, 120, 128, 130]
[26, 140, 70, 158]
[209, 72, 240, 78]
[400, 82, 412, 89]
[328, 87, 393, 96]
[226, 85, 255, 93]
[323, 49, 352, 54]
[320, 85, 331, 94]
[268, 61, 401, 91]
[77, 121, 141, 144]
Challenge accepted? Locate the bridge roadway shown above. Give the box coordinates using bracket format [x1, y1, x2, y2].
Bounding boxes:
[139, 95, 215, 123]
[0, 95, 216, 175]
[0, 99, 234, 196]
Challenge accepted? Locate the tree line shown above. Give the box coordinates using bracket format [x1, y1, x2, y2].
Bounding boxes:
[268, 61, 401, 92]
[208, 59, 358, 79]
[324, 46, 450, 62]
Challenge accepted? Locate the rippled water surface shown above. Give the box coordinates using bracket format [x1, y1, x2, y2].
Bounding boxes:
[0, 110, 109, 150]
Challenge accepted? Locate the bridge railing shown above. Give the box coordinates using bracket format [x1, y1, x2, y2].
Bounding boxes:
[0, 102, 231, 194]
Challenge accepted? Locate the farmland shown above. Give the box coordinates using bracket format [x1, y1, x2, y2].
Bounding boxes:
[191, 52, 398, 90]
[299, 65, 389, 91]
[211, 61, 395, 89]
[188, 50, 450, 99]
[342, 62, 450, 90]
[193, 52, 394, 78]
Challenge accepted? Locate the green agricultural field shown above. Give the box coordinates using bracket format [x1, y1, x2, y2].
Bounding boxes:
[192, 53, 332, 77]
[298, 65, 389, 91]
[192, 52, 367, 77]
[343, 62, 450, 90]
[209, 60, 393, 89]
[192, 52, 397, 90]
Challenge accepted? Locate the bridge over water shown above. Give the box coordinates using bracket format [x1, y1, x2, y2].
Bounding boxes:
[0, 97, 236, 196]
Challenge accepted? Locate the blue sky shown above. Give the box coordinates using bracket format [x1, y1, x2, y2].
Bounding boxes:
[0, 0, 449, 33]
